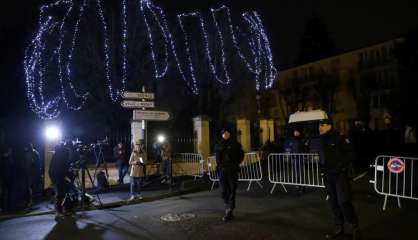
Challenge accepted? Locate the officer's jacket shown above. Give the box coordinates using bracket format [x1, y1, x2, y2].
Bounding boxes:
[318, 131, 354, 174]
[215, 139, 244, 171]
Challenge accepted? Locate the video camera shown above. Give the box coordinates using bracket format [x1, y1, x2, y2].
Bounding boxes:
[74, 138, 109, 153]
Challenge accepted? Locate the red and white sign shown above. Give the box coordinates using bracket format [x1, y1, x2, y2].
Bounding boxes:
[387, 158, 405, 174]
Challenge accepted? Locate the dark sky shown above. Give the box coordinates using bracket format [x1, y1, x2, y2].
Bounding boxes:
[1, 0, 417, 141]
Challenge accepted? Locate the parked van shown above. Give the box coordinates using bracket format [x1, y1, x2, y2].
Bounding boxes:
[287, 110, 328, 138]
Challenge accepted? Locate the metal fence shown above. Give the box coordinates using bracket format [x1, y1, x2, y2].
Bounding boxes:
[206, 152, 263, 191]
[268, 153, 325, 194]
[370, 155, 418, 210]
[206, 156, 219, 190]
[173, 153, 204, 180]
[172, 137, 196, 153]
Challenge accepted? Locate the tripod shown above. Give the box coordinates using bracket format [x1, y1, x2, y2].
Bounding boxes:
[72, 156, 104, 210]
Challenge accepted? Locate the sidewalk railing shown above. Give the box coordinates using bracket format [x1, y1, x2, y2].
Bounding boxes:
[173, 153, 204, 180]
[206, 152, 263, 191]
[370, 155, 418, 210]
[268, 153, 324, 194]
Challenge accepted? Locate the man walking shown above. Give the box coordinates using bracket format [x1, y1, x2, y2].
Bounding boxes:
[318, 119, 361, 240]
[215, 126, 244, 221]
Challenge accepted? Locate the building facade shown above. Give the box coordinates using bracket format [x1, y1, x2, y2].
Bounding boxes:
[269, 38, 403, 137]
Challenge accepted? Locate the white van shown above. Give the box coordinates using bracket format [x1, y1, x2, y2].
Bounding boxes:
[287, 110, 329, 138]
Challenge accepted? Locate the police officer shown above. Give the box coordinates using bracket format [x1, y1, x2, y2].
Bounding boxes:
[318, 119, 361, 240]
[284, 128, 306, 193]
[215, 126, 244, 221]
[284, 128, 305, 153]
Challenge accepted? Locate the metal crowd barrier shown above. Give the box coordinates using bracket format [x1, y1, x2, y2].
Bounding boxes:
[268, 153, 324, 194]
[206, 152, 263, 191]
[207, 156, 219, 190]
[173, 153, 205, 180]
[370, 155, 418, 210]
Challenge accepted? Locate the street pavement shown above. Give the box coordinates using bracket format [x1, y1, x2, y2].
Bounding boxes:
[1, 176, 417, 240]
[0, 175, 206, 220]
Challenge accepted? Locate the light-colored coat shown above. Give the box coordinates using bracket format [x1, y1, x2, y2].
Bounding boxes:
[129, 151, 146, 177]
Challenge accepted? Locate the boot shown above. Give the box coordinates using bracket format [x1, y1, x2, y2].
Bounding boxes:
[325, 225, 344, 239]
[222, 208, 233, 221]
[351, 224, 361, 240]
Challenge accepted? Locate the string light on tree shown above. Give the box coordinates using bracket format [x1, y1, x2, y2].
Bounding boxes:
[24, 0, 277, 119]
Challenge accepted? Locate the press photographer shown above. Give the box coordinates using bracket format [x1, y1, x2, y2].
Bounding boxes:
[48, 142, 72, 216]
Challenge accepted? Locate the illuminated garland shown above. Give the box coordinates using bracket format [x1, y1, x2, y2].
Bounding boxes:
[25, 8, 61, 119]
[24, 0, 277, 119]
[59, 0, 89, 110]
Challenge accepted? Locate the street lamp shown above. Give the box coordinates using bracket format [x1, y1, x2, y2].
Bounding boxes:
[157, 134, 166, 143]
[44, 125, 62, 141]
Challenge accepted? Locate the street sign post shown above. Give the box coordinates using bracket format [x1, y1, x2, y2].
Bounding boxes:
[133, 110, 170, 121]
[122, 91, 155, 100]
[121, 100, 155, 108]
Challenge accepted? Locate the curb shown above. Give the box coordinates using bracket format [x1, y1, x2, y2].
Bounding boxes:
[0, 183, 211, 221]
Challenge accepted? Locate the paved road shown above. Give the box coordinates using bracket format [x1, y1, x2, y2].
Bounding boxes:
[1, 178, 417, 240]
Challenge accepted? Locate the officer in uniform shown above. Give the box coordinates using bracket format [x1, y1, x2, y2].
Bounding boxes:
[215, 126, 244, 221]
[318, 119, 361, 240]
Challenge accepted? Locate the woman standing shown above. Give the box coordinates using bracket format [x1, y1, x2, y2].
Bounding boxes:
[128, 142, 146, 201]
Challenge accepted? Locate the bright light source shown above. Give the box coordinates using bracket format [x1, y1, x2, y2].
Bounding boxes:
[157, 134, 165, 143]
[44, 126, 61, 141]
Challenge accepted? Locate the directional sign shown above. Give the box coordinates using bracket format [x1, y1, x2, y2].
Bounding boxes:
[122, 91, 155, 100]
[121, 100, 155, 108]
[133, 110, 170, 121]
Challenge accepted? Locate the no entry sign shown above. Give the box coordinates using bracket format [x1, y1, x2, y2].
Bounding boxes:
[387, 158, 405, 174]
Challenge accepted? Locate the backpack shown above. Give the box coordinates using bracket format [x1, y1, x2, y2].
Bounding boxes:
[96, 171, 109, 191]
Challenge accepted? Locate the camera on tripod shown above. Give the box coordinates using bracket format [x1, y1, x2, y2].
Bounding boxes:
[75, 143, 93, 155]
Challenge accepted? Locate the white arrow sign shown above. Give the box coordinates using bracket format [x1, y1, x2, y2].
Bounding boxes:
[121, 100, 155, 108]
[133, 110, 170, 121]
[122, 92, 155, 100]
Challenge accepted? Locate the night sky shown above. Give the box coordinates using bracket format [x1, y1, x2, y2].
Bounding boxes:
[1, 0, 418, 143]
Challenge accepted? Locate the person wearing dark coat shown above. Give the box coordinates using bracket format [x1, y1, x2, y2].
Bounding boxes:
[113, 143, 128, 184]
[48, 143, 71, 216]
[318, 119, 361, 240]
[215, 126, 244, 221]
[284, 128, 306, 193]
[23, 143, 40, 207]
[284, 128, 305, 153]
